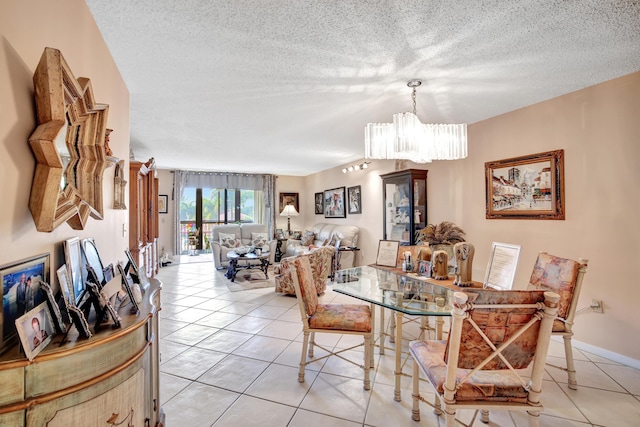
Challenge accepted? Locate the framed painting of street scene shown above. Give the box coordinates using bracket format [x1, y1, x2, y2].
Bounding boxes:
[485, 149, 564, 220]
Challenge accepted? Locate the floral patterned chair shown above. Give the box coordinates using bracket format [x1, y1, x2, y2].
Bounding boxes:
[410, 289, 560, 427]
[289, 256, 374, 390]
[527, 252, 589, 389]
[274, 246, 334, 295]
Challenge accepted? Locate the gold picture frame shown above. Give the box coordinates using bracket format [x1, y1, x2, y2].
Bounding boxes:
[485, 149, 565, 219]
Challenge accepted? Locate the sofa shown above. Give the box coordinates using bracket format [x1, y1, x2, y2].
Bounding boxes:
[284, 223, 359, 268]
[211, 223, 277, 270]
[275, 246, 334, 295]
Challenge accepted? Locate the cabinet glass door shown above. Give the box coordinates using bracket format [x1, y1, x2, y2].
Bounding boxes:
[381, 169, 428, 245]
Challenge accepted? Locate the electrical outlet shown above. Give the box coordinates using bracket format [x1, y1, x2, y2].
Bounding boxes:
[591, 299, 604, 314]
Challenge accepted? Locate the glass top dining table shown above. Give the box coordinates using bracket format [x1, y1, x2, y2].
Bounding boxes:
[331, 264, 483, 401]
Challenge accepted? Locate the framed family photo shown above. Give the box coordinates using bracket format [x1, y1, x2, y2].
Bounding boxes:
[485, 149, 565, 219]
[347, 185, 362, 214]
[323, 187, 346, 218]
[1, 253, 50, 352]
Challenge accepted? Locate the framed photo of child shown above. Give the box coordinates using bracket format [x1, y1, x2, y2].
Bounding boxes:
[15, 302, 55, 360]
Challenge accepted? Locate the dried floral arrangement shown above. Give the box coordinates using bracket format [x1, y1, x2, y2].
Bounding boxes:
[416, 221, 466, 245]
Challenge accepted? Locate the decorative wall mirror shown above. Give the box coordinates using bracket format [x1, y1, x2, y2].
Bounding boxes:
[28, 47, 111, 232]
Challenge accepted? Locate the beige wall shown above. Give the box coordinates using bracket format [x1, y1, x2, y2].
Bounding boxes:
[0, 0, 130, 290]
[303, 73, 640, 362]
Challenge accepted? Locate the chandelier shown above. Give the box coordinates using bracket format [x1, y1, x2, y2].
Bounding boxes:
[364, 80, 467, 163]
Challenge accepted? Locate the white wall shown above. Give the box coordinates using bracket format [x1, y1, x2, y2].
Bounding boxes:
[0, 0, 130, 291]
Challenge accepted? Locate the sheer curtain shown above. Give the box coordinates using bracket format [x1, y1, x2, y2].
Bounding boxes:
[172, 171, 276, 255]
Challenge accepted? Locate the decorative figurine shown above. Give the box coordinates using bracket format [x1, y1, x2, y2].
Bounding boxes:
[432, 250, 449, 280]
[453, 242, 475, 287]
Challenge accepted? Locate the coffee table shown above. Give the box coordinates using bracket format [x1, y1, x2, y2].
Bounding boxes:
[225, 251, 270, 282]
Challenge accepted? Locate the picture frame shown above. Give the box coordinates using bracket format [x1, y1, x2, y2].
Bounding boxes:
[125, 249, 150, 291]
[347, 185, 362, 214]
[323, 187, 346, 218]
[418, 260, 432, 277]
[292, 230, 302, 240]
[483, 242, 521, 290]
[375, 240, 400, 267]
[485, 149, 565, 219]
[117, 263, 140, 315]
[64, 237, 85, 305]
[275, 228, 284, 239]
[279, 192, 299, 214]
[81, 238, 105, 286]
[56, 265, 74, 309]
[1, 253, 50, 352]
[314, 192, 324, 215]
[39, 282, 67, 334]
[15, 302, 55, 361]
[158, 194, 168, 214]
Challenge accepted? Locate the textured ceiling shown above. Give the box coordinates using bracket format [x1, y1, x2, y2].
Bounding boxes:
[85, 0, 640, 176]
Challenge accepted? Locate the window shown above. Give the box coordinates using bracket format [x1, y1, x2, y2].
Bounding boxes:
[179, 187, 260, 253]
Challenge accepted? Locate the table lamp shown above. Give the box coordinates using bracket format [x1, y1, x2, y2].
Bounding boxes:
[280, 204, 299, 236]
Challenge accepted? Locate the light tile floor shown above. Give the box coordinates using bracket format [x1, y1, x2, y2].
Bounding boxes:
[157, 262, 640, 426]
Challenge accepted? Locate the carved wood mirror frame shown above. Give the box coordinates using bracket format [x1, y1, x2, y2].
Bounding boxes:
[28, 47, 110, 232]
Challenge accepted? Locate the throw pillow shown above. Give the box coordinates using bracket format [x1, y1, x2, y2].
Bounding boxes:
[251, 232, 267, 248]
[219, 232, 239, 248]
[300, 230, 315, 246]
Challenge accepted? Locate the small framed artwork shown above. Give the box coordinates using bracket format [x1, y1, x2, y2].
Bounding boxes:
[1, 253, 50, 352]
[347, 185, 362, 214]
[418, 260, 432, 277]
[375, 240, 400, 267]
[275, 229, 284, 239]
[279, 192, 299, 213]
[15, 302, 55, 361]
[323, 187, 346, 218]
[314, 192, 324, 215]
[158, 194, 168, 214]
[292, 230, 302, 240]
[485, 149, 565, 219]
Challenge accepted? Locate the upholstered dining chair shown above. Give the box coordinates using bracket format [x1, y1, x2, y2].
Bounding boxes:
[410, 289, 561, 427]
[289, 256, 374, 389]
[527, 252, 589, 389]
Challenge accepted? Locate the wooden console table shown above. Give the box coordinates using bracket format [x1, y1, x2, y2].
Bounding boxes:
[0, 279, 163, 426]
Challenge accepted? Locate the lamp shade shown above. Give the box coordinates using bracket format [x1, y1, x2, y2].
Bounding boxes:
[280, 204, 299, 216]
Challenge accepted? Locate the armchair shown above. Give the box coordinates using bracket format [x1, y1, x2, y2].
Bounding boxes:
[410, 289, 560, 426]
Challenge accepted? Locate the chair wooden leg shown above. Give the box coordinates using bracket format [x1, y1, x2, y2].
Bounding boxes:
[444, 408, 456, 427]
[526, 410, 541, 427]
[299, 331, 310, 383]
[434, 395, 443, 416]
[308, 331, 315, 358]
[411, 361, 421, 421]
[563, 335, 578, 389]
[480, 409, 490, 423]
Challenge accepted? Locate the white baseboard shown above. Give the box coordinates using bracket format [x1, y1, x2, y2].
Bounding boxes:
[552, 336, 640, 370]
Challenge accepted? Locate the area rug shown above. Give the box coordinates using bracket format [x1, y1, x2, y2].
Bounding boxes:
[224, 267, 277, 292]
